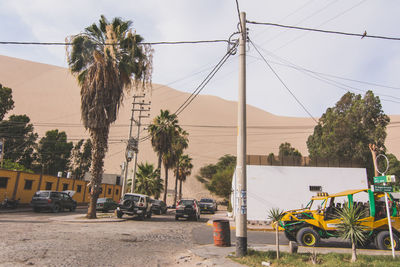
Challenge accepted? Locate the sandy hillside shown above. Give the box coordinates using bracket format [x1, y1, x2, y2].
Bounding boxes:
[1, 55, 400, 202]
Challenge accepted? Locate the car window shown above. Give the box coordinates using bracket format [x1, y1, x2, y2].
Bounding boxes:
[124, 195, 140, 202]
[34, 192, 49, 198]
[179, 200, 194, 206]
[200, 198, 213, 203]
[50, 192, 60, 198]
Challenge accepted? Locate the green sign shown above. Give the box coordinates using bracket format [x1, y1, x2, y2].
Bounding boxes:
[374, 185, 393, 192]
[374, 175, 396, 184]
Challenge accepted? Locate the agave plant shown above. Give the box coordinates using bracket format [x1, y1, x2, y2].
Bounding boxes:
[268, 207, 285, 260]
[335, 203, 368, 262]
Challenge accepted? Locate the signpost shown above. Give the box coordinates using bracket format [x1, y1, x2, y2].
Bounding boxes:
[373, 154, 395, 258]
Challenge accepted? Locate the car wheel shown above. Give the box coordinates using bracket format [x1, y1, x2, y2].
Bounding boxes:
[117, 210, 123, 218]
[147, 211, 152, 219]
[52, 204, 60, 213]
[376, 231, 400, 250]
[296, 227, 320, 247]
[175, 216, 179, 221]
[33, 207, 41, 213]
[70, 205, 76, 212]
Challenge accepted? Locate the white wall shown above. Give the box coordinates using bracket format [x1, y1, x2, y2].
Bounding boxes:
[232, 165, 368, 221]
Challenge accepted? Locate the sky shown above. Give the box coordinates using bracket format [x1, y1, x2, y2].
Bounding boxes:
[1, 0, 400, 118]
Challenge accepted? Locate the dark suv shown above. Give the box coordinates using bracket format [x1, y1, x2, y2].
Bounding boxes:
[116, 193, 152, 220]
[175, 199, 200, 221]
[31, 191, 77, 213]
[199, 198, 217, 214]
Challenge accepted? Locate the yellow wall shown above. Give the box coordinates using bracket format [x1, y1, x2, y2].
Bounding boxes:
[0, 170, 18, 200]
[0, 169, 121, 204]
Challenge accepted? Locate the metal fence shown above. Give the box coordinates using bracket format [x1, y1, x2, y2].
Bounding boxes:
[246, 155, 364, 168]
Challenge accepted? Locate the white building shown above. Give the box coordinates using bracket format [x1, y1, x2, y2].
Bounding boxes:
[231, 165, 368, 221]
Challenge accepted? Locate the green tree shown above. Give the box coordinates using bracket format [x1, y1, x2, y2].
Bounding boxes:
[37, 130, 73, 176]
[66, 15, 153, 218]
[335, 203, 368, 263]
[69, 139, 92, 180]
[2, 159, 34, 173]
[196, 154, 236, 200]
[307, 91, 389, 179]
[0, 115, 38, 170]
[268, 208, 285, 260]
[148, 109, 181, 201]
[175, 154, 193, 200]
[133, 162, 163, 197]
[0, 84, 14, 120]
[279, 142, 302, 157]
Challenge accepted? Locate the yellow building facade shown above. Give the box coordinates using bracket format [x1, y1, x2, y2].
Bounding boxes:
[0, 169, 121, 204]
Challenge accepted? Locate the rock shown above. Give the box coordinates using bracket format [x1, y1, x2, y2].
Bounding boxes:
[261, 261, 270, 266]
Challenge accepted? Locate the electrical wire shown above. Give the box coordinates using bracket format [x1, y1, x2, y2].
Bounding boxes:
[247, 21, 400, 41]
[249, 39, 318, 124]
[0, 39, 229, 46]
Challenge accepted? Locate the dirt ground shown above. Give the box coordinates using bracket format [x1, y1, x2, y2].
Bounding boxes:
[0, 211, 213, 267]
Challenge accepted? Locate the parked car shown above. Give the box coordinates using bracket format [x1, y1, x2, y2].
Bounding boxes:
[96, 198, 118, 212]
[116, 193, 152, 220]
[151, 199, 167, 215]
[199, 198, 217, 214]
[175, 199, 200, 221]
[31, 191, 77, 213]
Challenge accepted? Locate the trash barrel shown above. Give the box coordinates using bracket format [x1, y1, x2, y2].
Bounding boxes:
[213, 219, 231, 247]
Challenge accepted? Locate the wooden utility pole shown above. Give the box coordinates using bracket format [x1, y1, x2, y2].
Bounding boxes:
[236, 11, 247, 257]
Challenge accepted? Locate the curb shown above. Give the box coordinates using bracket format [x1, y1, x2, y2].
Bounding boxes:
[50, 215, 127, 223]
[206, 219, 275, 232]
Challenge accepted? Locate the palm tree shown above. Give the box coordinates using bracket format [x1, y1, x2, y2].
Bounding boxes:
[177, 154, 193, 200]
[66, 15, 152, 218]
[134, 162, 163, 197]
[335, 203, 368, 262]
[268, 208, 284, 260]
[148, 110, 180, 200]
[172, 129, 189, 205]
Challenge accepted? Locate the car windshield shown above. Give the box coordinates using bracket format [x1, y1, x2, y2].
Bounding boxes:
[34, 192, 49, 197]
[124, 195, 141, 202]
[200, 199, 213, 203]
[179, 200, 194, 206]
[97, 198, 107, 203]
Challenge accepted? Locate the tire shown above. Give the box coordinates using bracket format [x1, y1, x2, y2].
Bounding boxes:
[175, 216, 179, 221]
[147, 211, 152, 219]
[70, 205, 76, 212]
[296, 227, 320, 247]
[122, 200, 134, 209]
[376, 231, 400, 250]
[117, 210, 123, 218]
[284, 230, 297, 241]
[52, 204, 60, 213]
[33, 207, 41, 213]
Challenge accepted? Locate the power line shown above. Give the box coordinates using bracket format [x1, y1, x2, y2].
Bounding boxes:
[249, 39, 318, 124]
[0, 39, 229, 46]
[247, 21, 400, 41]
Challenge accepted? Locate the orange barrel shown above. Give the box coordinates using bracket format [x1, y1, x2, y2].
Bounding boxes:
[213, 220, 231, 247]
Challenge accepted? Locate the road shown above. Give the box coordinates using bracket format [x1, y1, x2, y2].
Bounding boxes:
[0, 209, 374, 267]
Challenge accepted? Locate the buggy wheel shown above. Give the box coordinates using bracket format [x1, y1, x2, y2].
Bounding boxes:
[296, 227, 320, 247]
[376, 231, 400, 250]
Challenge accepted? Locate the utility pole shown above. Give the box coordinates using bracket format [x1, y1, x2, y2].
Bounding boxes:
[121, 95, 144, 196]
[236, 11, 247, 257]
[130, 100, 151, 193]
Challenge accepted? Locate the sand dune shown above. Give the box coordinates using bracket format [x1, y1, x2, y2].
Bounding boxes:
[1, 55, 399, 201]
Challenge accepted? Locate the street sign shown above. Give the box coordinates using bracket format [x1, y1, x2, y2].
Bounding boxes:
[374, 175, 396, 184]
[374, 185, 393, 192]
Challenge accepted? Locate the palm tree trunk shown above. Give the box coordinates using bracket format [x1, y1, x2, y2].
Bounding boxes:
[276, 226, 280, 260]
[351, 241, 357, 262]
[174, 164, 179, 206]
[155, 154, 162, 199]
[87, 128, 108, 219]
[179, 179, 182, 200]
[163, 167, 168, 203]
